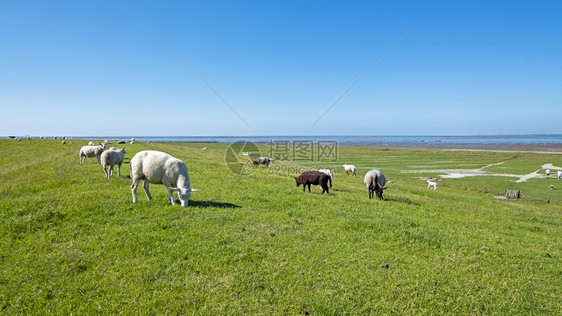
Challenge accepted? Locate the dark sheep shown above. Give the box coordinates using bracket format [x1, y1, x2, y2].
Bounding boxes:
[294, 171, 330, 194]
[253, 157, 272, 166]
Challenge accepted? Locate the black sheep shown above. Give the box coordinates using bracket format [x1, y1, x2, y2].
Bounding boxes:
[294, 171, 330, 194]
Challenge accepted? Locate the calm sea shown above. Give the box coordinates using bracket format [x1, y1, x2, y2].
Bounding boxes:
[55, 135, 562, 146]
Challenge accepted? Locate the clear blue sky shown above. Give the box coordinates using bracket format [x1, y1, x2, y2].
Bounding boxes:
[1, 1, 561, 136]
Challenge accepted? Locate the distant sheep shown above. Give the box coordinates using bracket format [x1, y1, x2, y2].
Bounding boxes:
[100, 147, 126, 179]
[427, 179, 437, 190]
[61, 140, 66, 144]
[130, 150, 198, 207]
[79, 145, 105, 164]
[364, 169, 387, 200]
[317, 168, 333, 187]
[253, 157, 272, 166]
[295, 171, 330, 194]
[343, 164, 357, 176]
[242, 152, 252, 156]
[87, 141, 95, 146]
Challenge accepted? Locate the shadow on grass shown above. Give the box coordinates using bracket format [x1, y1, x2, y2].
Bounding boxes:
[384, 196, 420, 205]
[189, 200, 242, 208]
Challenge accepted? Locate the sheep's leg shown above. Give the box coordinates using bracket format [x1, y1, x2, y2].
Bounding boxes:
[108, 166, 114, 179]
[103, 165, 109, 179]
[307, 183, 311, 193]
[329, 178, 332, 188]
[131, 179, 140, 204]
[166, 187, 176, 205]
[117, 163, 121, 177]
[143, 180, 153, 201]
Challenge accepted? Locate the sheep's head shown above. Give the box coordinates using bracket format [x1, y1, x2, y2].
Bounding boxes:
[173, 188, 193, 207]
[376, 187, 387, 200]
[294, 177, 300, 186]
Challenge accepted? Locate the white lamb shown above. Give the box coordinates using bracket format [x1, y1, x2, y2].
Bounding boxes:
[343, 164, 357, 176]
[100, 147, 126, 179]
[317, 168, 334, 187]
[427, 179, 437, 190]
[79, 145, 105, 164]
[130, 150, 198, 207]
[364, 169, 387, 200]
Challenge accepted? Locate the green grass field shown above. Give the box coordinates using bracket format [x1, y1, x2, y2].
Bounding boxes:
[1, 140, 561, 314]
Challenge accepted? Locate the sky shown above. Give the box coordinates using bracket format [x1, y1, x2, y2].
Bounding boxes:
[0, 1, 561, 136]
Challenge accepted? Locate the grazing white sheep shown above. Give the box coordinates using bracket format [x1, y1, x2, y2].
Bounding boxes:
[242, 152, 252, 156]
[364, 169, 387, 200]
[343, 164, 357, 176]
[87, 141, 95, 146]
[427, 179, 437, 190]
[100, 147, 126, 179]
[79, 145, 105, 164]
[203, 147, 208, 150]
[317, 168, 334, 187]
[61, 140, 66, 144]
[130, 150, 198, 207]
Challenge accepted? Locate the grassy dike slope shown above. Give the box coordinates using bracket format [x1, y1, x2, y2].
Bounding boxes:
[0, 140, 560, 314]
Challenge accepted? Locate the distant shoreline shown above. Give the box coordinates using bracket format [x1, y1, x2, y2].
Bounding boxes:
[3, 137, 562, 153]
[340, 142, 562, 153]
